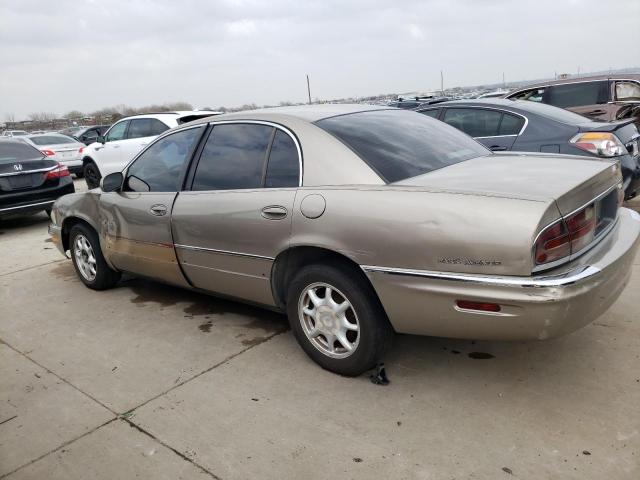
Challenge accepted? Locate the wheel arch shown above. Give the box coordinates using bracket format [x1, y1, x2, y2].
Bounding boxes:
[270, 245, 385, 314]
[60, 215, 99, 253]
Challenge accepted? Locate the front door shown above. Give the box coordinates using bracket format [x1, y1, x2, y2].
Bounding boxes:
[97, 120, 129, 173]
[171, 123, 301, 306]
[100, 125, 206, 286]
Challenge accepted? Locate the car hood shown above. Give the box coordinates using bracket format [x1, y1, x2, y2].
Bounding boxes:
[395, 152, 620, 216]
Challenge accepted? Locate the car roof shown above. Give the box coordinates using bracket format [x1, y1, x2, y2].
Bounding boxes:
[184, 104, 393, 126]
[511, 73, 640, 91]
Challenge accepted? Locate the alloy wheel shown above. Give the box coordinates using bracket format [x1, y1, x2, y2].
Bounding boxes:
[74, 234, 97, 282]
[298, 282, 360, 359]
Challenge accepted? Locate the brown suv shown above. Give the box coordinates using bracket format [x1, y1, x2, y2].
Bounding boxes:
[505, 74, 640, 127]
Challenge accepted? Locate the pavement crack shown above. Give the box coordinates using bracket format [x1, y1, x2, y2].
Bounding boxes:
[0, 418, 117, 479]
[0, 415, 18, 426]
[1, 339, 117, 416]
[122, 418, 222, 480]
[0, 259, 65, 278]
[125, 329, 286, 415]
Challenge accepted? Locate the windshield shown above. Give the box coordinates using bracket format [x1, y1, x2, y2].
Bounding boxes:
[315, 109, 489, 183]
[0, 141, 45, 163]
[29, 135, 77, 146]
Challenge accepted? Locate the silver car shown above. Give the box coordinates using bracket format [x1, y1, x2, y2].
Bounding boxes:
[49, 105, 640, 376]
[22, 133, 84, 176]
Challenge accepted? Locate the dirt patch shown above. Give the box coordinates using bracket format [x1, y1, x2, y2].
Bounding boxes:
[127, 278, 288, 334]
[44, 238, 53, 243]
[49, 261, 78, 281]
[468, 352, 495, 360]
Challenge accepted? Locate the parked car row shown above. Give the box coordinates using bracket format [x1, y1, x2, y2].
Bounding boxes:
[416, 99, 640, 199]
[48, 104, 640, 376]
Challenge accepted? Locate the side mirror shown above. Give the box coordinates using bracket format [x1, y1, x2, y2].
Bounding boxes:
[101, 172, 124, 192]
[97, 135, 106, 144]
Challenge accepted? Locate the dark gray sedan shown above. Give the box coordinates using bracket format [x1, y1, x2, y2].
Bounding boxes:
[416, 99, 640, 199]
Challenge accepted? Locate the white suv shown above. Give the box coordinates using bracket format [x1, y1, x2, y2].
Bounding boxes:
[82, 111, 221, 188]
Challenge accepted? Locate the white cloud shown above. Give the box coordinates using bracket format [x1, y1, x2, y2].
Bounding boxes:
[407, 24, 424, 39]
[225, 19, 256, 36]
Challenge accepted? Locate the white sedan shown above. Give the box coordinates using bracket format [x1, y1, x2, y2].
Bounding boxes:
[21, 133, 85, 176]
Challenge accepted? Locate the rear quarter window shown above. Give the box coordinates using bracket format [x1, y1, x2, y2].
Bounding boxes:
[316, 110, 489, 183]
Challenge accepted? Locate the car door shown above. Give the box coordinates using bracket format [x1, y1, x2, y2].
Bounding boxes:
[171, 122, 301, 306]
[441, 107, 518, 151]
[544, 81, 609, 119]
[100, 125, 206, 286]
[97, 120, 129, 169]
[118, 118, 170, 166]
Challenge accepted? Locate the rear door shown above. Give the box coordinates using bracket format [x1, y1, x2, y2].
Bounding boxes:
[441, 107, 520, 151]
[100, 125, 205, 286]
[172, 122, 301, 306]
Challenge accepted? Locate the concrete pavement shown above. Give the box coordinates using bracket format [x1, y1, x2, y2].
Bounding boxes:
[0, 180, 639, 479]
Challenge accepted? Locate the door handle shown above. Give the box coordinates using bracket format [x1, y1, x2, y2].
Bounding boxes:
[149, 204, 167, 216]
[490, 145, 508, 151]
[261, 205, 288, 220]
[586, 109, 606, 115]
[112, 145, 120, 148]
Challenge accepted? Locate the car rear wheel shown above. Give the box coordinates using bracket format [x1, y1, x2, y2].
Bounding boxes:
[286, 262, 393, 376]
[84, 162, 101, 189]
[69, 223, 120, 290]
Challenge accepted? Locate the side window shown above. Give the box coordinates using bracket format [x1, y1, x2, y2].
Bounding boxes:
[82, 130, 99, 142]
[149, 119, 170, 136]
[498, 113, 525, 135]
[546, 81, 607, 108]
[105, 120, 129, 142]
[419, 109, 440, 118]
[127, 119, 151, 139]
[124, 126, 204, 192]
[510, 88, 545, 102]
[265, 130, 299, 188]
[615, 81, 640, 101]
[192, 124, 273, 191]
[442, 108, 501, 137]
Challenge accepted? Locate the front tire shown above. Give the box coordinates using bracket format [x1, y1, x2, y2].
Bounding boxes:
[286, 262, 393, 376]
[84, 161, 101, 189]
[69, 223, 120, 290]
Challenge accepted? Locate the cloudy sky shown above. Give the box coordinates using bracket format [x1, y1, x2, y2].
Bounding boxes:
[1, 0, 638, 120]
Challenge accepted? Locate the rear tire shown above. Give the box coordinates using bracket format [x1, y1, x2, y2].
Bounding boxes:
[69, 223, 120, 290]
[286, 261, 393, 376]
[84, 161, 101, 189]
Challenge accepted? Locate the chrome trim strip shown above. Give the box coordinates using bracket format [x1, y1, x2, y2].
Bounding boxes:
[0, 200, 55, 212]
[0, 165, 57, 178]
[361, 264, 601, 288]
[174, 243, 274, 261]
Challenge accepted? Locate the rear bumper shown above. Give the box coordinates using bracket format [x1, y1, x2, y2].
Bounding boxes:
[0, 179, 75, 217]
[364, 208, 640, 340]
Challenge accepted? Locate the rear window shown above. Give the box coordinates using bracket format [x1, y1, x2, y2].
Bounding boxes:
[316, 110, 489, 183]
[29, 135, 76, 145]
[0, 141, 44, 163]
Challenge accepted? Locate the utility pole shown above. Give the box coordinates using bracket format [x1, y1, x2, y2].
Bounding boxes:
[502, 72, 505, 88]
[306, 75, 312, 104]
[440, 70, 444, 95]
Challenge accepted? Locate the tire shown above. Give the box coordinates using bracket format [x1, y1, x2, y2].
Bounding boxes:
[286, 261, 393, 376]
[75, 170, 84, 179]
[69, 223, 120, 290]
[84, 161, 101, 189]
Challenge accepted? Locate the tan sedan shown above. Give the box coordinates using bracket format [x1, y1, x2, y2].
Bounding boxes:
[49, 105, 640, 376]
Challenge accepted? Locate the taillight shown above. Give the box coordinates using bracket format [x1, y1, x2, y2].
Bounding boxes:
[45, 163, 70, 180]
[41, 149, 56, 156]
[570, 132, 626, 157]
[534, 204, 598, 267]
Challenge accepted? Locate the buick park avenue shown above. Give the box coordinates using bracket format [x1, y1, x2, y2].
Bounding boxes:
[49, 105, 640, 376]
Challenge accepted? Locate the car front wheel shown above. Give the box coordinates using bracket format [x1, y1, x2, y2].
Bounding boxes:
[287, 262, 393, 376]
[84, 161, 101, 189]
[69, 223, 120, 290]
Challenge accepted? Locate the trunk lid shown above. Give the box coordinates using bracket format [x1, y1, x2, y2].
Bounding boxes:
[0, 157, 57, 193]
[395, 153, 621, 216]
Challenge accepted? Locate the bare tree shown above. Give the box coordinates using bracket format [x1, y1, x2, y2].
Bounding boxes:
[5, 113, 15, 123]
[64, 110, 84, 120]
